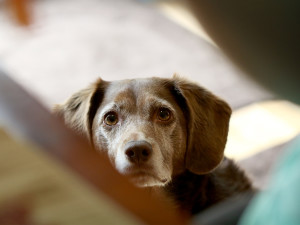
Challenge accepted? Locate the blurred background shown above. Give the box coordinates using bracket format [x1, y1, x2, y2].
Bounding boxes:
[1, 0, 300, 189]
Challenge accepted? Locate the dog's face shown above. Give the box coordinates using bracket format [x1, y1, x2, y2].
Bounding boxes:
[54, 76, 231, 187]
[92, 79, 187, 186]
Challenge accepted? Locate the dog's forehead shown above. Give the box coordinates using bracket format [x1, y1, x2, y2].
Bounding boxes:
[104, 78, 172, 104]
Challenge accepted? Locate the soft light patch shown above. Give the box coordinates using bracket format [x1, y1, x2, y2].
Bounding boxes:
[226, 101, 300, 160]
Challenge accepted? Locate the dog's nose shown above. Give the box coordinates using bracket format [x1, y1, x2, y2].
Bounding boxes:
[124, 141, 153, 163]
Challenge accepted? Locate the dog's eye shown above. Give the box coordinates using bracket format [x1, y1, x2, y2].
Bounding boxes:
[157, 108, 172, 121]
[104, 112, 118, 126]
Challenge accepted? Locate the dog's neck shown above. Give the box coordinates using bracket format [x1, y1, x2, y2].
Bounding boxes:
[144, 171, 205, 215]
[144, 185, 177, 207]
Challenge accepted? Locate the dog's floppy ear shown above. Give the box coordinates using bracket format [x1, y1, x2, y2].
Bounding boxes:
[171, 75, 232, 174]
[53, 78, 108, 139]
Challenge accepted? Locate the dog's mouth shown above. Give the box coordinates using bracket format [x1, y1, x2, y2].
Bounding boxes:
[124, 168, 169, 187]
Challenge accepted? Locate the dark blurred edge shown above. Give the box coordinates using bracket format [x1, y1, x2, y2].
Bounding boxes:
[191, 192, 255, 225]
[0, 69, 188, 225]
[185, 0, 300, 105]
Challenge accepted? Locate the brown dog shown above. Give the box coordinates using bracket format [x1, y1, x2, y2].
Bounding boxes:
[54, 75, 252, 214]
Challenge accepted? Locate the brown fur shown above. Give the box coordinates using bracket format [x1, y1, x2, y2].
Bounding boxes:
[54, 75, 252, 215]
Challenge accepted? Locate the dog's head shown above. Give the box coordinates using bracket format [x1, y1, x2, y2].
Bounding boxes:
[54, 76, 231, 187]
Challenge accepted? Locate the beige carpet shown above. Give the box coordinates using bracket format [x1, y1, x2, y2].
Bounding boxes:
[0, 0, 271, 109]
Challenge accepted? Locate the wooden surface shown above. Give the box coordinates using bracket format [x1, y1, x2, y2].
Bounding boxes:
[6, 0, 31, 26]
[0, 70, 188, 225]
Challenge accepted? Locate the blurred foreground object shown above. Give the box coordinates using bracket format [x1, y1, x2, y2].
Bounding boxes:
[0, 129, 140, 225]
[6, 0, 31, 26]
[186, 0, 300, 104]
